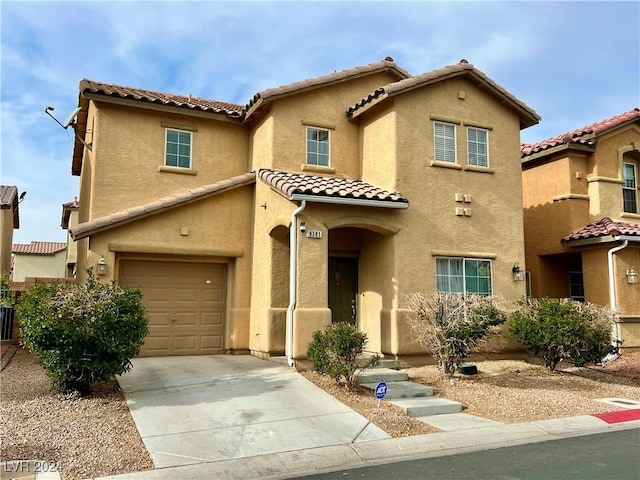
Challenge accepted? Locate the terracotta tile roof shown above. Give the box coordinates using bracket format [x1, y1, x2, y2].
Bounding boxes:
[562, 217, 640, 243]
[258, 169, 409, 208]
[70, 172, 256, 240]
[0, 185, 20, 228]
[244, 57, 410, 117]
[62, 197, 79, 209]
[522, 108, 640, 157]
[80, 79, 245, 119]
[12, 241, 67, 255]
[347, 60, 540, 129]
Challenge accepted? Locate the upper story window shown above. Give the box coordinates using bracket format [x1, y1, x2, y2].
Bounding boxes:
[307, 127, 330, 166]
[165, 129, 192, 168]
[467, 127, 489, 167]
[434, 122, 456, 163]
[623, 162, 638, 214]
[436, 257, 493, 296]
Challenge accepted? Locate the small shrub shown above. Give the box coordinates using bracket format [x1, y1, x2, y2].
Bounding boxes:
[510, 297, 615, 371]
[307, 322, 379, 391]
[1, 272, 14, 307]
[18, 271, 149, 395]
[407, 292, 507, 377]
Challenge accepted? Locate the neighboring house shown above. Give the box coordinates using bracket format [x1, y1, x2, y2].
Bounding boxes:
[521, 108, 640, 348]
[11, 241, 67, 282]
[67, 57, 539, 360]
[0, 186, 21, 275]
[61, 197, 80, 278]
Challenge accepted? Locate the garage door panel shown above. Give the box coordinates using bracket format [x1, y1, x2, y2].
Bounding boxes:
[119, 259, 226, 356]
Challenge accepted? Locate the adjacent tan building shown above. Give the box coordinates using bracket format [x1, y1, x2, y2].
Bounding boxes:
[0, 186, 21, 275]
[66, 57, 539, 361]
[522, 108, 640, 348]
[11, 241, 67, 282]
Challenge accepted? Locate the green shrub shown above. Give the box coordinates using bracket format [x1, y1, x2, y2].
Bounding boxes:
[510, 297, 615, 371]
[1, 272, 14, 307]
[408, 292, 507, 377]
[307, 322, 379, 391]
[18, 271, 149, 395]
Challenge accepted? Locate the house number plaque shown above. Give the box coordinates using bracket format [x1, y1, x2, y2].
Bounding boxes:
[306, 230, 323, 239]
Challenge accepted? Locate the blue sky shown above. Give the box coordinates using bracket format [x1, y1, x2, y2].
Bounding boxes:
[1, 1, 639, 244]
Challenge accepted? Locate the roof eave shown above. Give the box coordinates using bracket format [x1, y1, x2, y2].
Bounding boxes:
[522, 142, 596, 164]
[290, 193, 409, 209]
[561, 235, 640, 247]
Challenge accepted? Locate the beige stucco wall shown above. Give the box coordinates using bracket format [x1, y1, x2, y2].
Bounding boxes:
[0, 209, 14, 275]
[12, 251, 67, 282]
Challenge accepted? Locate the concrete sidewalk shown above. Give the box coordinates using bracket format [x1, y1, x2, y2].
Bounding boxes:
[96, 415, 639, 480]
[114, 356, 389, 469]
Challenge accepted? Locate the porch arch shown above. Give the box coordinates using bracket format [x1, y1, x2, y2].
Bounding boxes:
[323, 215, 400, 236]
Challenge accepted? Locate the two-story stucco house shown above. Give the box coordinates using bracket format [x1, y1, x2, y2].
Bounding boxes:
[66, 57, 539, 362]
[521, 108, 640, 349]
[0, 185, 21, 275]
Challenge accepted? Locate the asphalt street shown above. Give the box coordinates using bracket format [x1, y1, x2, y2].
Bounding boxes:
[301, 428, 640, 480]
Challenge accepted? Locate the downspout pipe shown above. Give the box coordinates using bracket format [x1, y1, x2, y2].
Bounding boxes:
[286, 200, 306, 367]
[605, 238, 629, 362]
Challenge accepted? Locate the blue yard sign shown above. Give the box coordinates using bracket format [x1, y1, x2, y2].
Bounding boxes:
[375, 381, 387, 399]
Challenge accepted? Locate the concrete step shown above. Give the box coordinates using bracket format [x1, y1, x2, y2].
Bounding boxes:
[360, 381, 433, 399]
[415, 413, 502, 431]
[356, 368, 409, 384]
[389, 396, 463, 416]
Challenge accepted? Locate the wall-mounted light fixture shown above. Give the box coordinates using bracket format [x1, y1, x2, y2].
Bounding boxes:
[299, 221, 307, 233]
[97, 257, 107, 275]
[627, 267, 638, 284]
[512, 262, 524, 281]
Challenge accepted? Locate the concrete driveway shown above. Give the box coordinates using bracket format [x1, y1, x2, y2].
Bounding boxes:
[117, 355, 389, 469]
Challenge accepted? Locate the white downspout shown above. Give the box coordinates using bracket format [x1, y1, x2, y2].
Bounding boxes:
[286, 200, 306, 367]
[605, 238, 628, 361]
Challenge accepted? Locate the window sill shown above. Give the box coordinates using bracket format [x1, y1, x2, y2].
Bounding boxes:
[430, 161, 462, 170]
[301, 164, 336, 174]
[463, 165, 494, 174]
[621, 212, 640, 220]
[158, 166, 197, 176]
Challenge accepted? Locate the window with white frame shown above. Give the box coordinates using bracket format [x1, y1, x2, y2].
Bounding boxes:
[467, 127, 489, 167]
[623, 161, 638, 214]
[306, 127, 330, 166]
[436, 257, 492, 296]
[165, 129, 192, 168]
[434, 122, 456, 163]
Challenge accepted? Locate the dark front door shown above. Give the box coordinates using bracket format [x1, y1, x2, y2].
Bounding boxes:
[328, 257, 358, 326]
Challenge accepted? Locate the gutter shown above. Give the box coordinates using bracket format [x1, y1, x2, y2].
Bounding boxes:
[290, 194, 408, 209]
[605, 235, 639, 362]
[286, 200, 307, 367]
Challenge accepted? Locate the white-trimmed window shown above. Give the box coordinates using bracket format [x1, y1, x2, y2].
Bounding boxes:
[467, 127, 489, 167]
[434, 122, 456, 163]
[307, 127, 330, 166]
[165, 129, 192, 168]
[436, 257, 492, 296]
[623, 161, 638, 214]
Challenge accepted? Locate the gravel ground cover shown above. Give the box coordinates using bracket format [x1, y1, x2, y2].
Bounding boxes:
[1, 348, 638, 480]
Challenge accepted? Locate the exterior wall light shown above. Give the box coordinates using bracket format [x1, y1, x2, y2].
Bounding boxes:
[627, 267, 638, 284]
[512, 262, 524, 281]
[97, 257, 107, 275]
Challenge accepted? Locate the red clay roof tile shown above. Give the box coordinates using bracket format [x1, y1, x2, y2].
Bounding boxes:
[258, 169, 408, 207]
[12, 241, 67, 255]
[80, 79, 245, 118]
[522, 108, 640, 157]
[562, 217, 640, 243]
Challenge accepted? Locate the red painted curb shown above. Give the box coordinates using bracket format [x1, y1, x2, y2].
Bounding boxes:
[592, 409, 640, 424]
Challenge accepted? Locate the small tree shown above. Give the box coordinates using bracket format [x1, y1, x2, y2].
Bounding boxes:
[306, 322, 379, 391]
[510, 297, 616, 371]
[18, 271, 149, 395]
[407, 292, 507, 377]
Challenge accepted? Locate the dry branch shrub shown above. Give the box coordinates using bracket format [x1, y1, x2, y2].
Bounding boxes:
[407, 292, 506, 377]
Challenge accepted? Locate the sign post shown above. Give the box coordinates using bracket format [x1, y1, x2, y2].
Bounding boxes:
[375, 381, 387, 409]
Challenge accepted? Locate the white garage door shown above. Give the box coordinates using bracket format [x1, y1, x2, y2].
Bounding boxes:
[119, 260, 226, 356]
